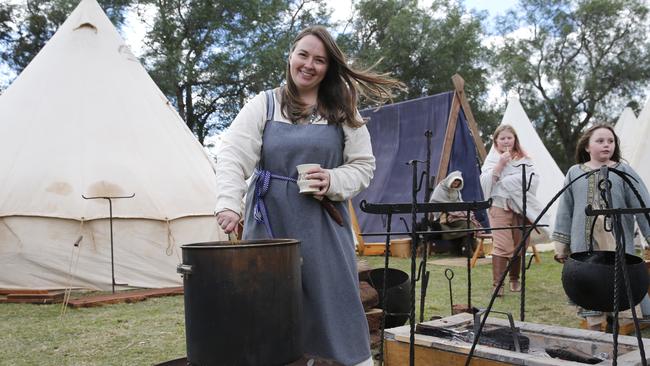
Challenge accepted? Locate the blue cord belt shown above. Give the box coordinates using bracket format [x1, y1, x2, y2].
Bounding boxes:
[253, 169, 296, 238]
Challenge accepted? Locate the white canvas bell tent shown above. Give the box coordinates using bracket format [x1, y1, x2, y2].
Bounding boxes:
[614, 103, 650, 248]
[628, 99, 650, 185]
[0, 0, 226, 291]
[614, 107, 639, 163]
[486, 97, 565, 238]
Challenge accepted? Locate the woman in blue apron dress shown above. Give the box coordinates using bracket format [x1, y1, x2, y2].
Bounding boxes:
[215, 26, 403, 365]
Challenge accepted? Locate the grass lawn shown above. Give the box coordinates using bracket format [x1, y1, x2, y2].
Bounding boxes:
[0, 251, 645, 365]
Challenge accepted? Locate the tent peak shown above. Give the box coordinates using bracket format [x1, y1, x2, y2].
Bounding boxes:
[67, 0, 110, 35]
[506, 96, 523, 105]
[73, 22, 98, 33]
[506, 90, 520, 101]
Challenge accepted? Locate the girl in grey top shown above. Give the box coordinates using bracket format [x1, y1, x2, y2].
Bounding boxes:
[553, 124, 650, 323]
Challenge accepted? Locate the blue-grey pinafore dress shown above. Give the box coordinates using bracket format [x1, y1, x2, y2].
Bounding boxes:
[242, 90, 371, 365]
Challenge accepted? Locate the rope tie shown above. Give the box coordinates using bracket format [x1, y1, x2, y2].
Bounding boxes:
[253, 169, 296, 238]
[165, 218, 175, 257]
[60, 234, 83, 319]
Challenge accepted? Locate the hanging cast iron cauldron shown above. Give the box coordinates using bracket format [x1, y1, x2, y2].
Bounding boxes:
[562, 250, 649, 312]
[177, 239, 302, 366]
[368, 267, 411, 328]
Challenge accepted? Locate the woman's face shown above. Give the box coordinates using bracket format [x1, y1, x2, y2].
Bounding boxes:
[288, 35, 329, 95]
[451, 179, 462, 189]
[586, 127, 615, 163]
[495, 130, 515, 154]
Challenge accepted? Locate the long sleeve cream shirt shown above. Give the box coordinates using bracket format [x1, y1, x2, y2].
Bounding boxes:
[214, 88, 376, 216]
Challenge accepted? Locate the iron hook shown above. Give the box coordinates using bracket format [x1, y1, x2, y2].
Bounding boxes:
[526, 172, 535, 192]
[400, 217, 410, 233]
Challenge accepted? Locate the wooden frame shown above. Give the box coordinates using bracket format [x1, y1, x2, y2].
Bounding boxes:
[436, 74, 487, 185]
[353, 74, 488, 255]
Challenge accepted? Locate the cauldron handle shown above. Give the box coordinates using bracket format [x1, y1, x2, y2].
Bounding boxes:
[176, 264, 193, 277]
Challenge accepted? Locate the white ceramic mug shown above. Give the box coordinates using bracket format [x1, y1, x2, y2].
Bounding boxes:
[296, 163, 321, 194]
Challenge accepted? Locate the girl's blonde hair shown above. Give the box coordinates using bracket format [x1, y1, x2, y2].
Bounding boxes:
[492, 124, 526, 159]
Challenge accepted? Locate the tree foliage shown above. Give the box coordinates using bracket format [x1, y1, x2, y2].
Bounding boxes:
[0, 0, 132, 73]
[140, 0, 333, 143]
[338, 0, 499, 140]
[0, 3, 12, 44]
[2, 0, 649, 158]
[0, 2, 13, 91]
[493, 0, 650, 171]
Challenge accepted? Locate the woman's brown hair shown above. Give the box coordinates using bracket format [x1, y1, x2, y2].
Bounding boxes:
[281, 26, 404, 127]
[492, 124, 526, 159]
[574, 124, 621, 163]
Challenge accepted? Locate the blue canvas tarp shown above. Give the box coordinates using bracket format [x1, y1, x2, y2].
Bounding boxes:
[352, 91, 487, 239]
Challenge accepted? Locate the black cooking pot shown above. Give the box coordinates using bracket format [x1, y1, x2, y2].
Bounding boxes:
[178, 239, 302, 366]
[561, 250, 649, 312]
[368, 268, 411, 328]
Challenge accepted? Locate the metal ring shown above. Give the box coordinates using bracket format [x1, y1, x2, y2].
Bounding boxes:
[444, 268, 455, 280]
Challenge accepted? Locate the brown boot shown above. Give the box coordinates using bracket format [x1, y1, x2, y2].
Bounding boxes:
[509, 215, 529, 292]
[509, 280, 521, 292]
[509, 255, 522, 292]
[492, 256, 508, 297]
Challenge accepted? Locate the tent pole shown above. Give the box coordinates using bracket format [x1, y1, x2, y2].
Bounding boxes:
[82, 193, 135, 293]
[451, 73, 487, 162]
[436, 92, 461, 185]
[109, 199, 115, 294]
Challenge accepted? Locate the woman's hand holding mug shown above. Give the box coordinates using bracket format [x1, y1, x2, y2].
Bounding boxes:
[297, 163, 330, 197]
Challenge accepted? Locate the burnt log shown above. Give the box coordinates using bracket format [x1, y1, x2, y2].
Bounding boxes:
[366, 308, 383, 332]
[357, 259, 371, 282]
[359, 281, 379, 310]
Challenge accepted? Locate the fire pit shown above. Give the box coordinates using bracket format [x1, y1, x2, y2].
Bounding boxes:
[383, 313, 650, 365]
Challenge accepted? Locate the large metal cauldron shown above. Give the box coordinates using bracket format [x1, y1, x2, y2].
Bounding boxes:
[562, 250, 649, 312]
[177, 239, 302, 366]
[368, 268, 411, 328]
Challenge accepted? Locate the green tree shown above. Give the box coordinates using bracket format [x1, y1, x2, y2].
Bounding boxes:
[0, 2, 14, 91]
[1, 0, 132, 73]
[0, 3, 12, 43]
[140, 0, 332, 143]
[493, 0, 650, 171]
[338, 0, 499, 140]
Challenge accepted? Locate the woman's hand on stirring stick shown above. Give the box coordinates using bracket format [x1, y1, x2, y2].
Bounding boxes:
[216, 210, 240, 235]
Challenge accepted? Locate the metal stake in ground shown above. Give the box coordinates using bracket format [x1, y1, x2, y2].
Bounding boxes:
[444, 268, 455, 315]
[82, 193, 135, 293]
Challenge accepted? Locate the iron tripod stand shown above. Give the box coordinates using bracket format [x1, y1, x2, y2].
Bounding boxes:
[513, 162, 537, 322]
[466, 165, 650, 366]
[584, 166, 650, 366]
[360, 158, 494, 366]
[462, 162, 539, 365]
